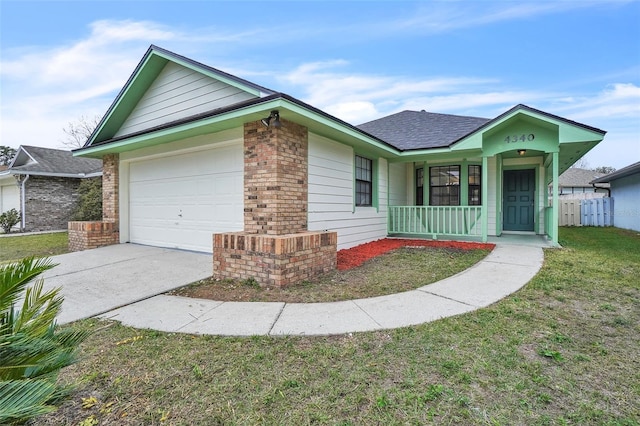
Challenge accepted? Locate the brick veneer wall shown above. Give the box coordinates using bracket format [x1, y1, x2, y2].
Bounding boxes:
[68, 153, 120, 252]
[23, 176, 80, 231]
[244, 120, 308, 235]
[102, 153, 119, 222]
[213, 231, 337, 287]
[214, 119, 337, 287]
[68, 221, 119, 251]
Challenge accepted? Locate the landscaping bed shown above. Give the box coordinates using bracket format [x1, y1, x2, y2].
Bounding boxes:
[170, 239, 494, 303]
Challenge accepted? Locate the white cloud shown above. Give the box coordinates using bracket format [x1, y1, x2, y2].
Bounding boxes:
[280, 60, 546, 123]
[0, 20, 182, 150]
[373, 1, 616, 37]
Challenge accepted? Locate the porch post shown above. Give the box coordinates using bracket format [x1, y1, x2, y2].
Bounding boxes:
[481, 156, 488, 242]
[551, 151, 559, 246]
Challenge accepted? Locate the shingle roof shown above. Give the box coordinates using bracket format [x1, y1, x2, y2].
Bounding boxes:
[590, 161, 640, 184]
[10, 146, 102, 176]
[357, 110, 491, 150]
[558, 168, 607, 188]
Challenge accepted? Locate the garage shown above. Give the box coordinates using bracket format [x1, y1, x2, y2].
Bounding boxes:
[128, 143, 244, 252]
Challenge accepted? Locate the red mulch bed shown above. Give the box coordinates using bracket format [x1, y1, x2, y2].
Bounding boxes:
[337, 238, 495, 271]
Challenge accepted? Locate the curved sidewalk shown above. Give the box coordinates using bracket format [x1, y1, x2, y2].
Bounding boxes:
[98, 243, 544, 336]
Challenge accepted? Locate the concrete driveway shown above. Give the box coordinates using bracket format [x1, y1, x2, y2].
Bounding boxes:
[41, 244, 212, 324]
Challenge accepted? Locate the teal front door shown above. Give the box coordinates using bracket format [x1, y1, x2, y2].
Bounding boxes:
[503, 169, 535, 231]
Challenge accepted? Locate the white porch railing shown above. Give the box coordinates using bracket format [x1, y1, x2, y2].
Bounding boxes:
[388, 206, 483, 237]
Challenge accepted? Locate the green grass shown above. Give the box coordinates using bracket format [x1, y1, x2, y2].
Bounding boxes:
[32, 227, 640, 425]
[0, 232, 69, 262]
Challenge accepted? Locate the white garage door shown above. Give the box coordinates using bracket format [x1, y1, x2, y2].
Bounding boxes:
[1, 181, 20, 214]
[129, 143, 244, 252]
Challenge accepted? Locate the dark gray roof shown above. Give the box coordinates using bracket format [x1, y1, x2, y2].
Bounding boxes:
[591, 161, 640, 184]
[357, 110, 491, 150]
[558, 168, 608, 187]
[10, 146, 102, 177]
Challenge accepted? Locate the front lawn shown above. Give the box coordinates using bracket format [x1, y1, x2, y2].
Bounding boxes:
[32, 227, 640, 425]
[0, 231, 69, 262]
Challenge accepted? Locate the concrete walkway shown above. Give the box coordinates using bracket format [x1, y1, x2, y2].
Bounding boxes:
[97, 241, 545, 336]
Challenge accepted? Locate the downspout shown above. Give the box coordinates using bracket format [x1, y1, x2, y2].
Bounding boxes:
[19, 174, 29, 231]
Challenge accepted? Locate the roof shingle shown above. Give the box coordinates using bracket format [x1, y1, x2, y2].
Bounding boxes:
[357, 110, 490, 150]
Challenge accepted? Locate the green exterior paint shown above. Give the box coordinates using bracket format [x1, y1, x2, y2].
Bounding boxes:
[495, 154, 503, 236]
[481, 156, 489, 242]
[482, 118, 559, 158]
[551, 151, 560, 245]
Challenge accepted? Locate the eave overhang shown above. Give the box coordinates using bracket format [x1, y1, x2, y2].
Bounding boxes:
[75, 93, 401, 159]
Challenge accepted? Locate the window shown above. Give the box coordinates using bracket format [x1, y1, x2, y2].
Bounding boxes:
[416, 167, 424, 205]
[468, 165, 481, 205]
[355, 155, 373, 206]
[429, 165, 460, 206]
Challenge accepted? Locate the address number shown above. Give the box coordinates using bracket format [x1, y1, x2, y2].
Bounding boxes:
[505, 133, 535, 143]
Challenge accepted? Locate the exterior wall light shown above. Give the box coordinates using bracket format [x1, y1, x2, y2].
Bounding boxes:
[518, 149, 527, 156]
[260, 110, 281, 128]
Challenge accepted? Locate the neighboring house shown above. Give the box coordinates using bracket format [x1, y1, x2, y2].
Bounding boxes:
[73, 45, 606, 286]
[0, 165, 20, 216]
[591, 161, 640, 232]
[551, 167, 609, 199]
[0, 146, 102, 232]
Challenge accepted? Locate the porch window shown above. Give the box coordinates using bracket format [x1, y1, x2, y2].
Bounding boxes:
[355, 155, 373, 206]
[416, 167, 424, 205]
[429, 165, 460, 206]
[468, 165, 481, 206]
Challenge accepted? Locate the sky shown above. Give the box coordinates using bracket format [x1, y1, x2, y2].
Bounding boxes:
[1, 0, 639, 170]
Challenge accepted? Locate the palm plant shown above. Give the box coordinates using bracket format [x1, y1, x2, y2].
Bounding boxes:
[0, 257, 87, 424]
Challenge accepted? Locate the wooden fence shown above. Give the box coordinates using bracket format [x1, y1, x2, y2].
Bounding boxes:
[557, 198, 613, 227]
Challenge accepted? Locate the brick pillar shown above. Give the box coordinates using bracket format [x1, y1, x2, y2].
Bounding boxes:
[244, 120, 307, 235]
[102, 153, 119, 224]
[214, 118, 337, 287]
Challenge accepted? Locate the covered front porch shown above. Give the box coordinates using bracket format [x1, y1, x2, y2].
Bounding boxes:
[387, 205, 555, 247]
[384, 105, 606, 247]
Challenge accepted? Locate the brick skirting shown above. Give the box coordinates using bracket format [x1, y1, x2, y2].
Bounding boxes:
[213, 231, 337, 287]
[68, 221, 119, 252]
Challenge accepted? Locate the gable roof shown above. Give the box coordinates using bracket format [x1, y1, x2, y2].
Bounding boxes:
[558, 168, 608, 188]
[86, 45, 276, 147]
[7, 146, 102, 178]
[357, 110, 491, 150]
[591, 161, 640, 184]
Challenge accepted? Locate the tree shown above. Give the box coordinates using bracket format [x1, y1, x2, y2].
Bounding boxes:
[72, 177, 102, 221]
[60, 115, 101, 149]
[0, 146, 17, 166]
[594, 166, 616, 174]
[570, 158, 590, 169]
[0, 257, 87, 424]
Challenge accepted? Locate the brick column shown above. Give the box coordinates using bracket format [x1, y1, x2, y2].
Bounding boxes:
[102, 153, 119, 224]
[244, 120, 307, 235]
[214, 118, 337, 287]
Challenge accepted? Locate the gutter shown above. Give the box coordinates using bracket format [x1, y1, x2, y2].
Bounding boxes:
[591, 183, 610, 198]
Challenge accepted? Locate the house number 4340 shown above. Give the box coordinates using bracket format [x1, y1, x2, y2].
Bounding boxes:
[504, 133, 535, 143]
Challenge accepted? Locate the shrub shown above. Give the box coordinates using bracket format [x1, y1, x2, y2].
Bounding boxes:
[0, 257, 88, 424]
[0, 208, 21, 233]
[72, 177, 102, 221]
